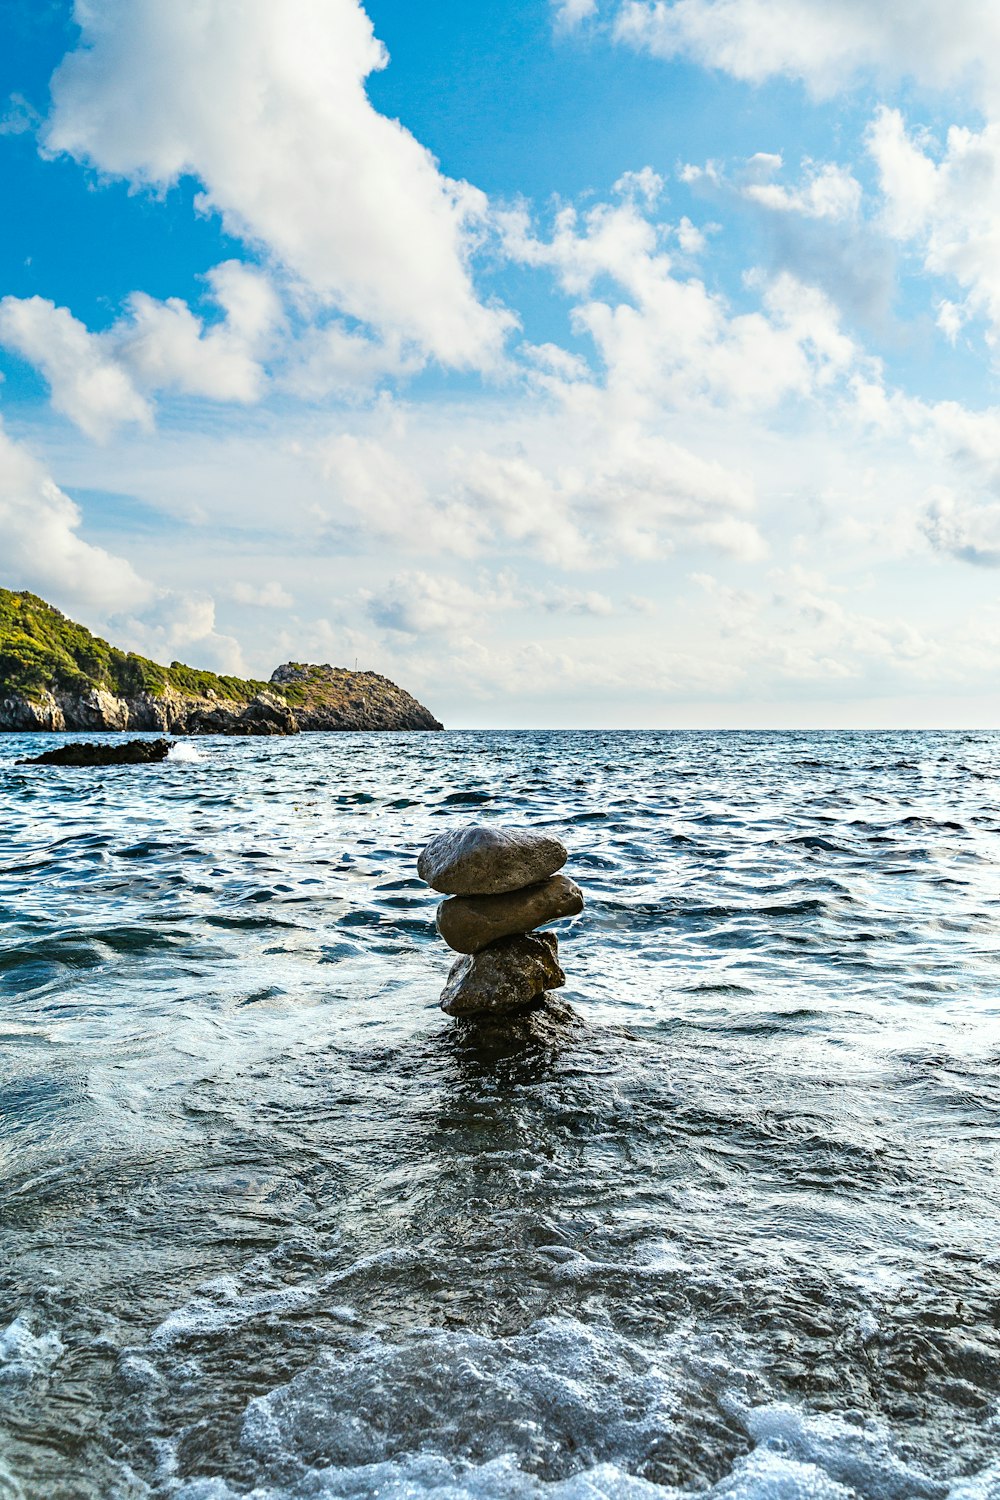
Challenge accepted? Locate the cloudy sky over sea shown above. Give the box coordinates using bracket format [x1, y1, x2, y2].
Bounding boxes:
[3, 0, 1000, 726]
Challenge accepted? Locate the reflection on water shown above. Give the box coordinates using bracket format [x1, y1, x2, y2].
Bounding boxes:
[0, 730, 998, 1499]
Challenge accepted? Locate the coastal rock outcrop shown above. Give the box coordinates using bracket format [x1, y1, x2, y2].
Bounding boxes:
[418, 825, 567, 896]
[436, 875, 584, 956]
[439, 932, 565, 1017]
[270, 662, 442, 731]
[0, 589, 442, 736]
[420, 823, 585, 1022]
[0, 689, 65, 731]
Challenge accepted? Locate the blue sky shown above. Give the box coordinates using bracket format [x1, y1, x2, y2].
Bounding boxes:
[3, 0, 1000, 726]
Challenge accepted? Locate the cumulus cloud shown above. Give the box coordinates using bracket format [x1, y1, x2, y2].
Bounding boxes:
[611, 0, 1000, 105]
[502, 193, 864, 413]
[679, 153, 897, 329]
[740, 160, 862, 222]
[0, 421, 251, 671]
[692, 566, 938, 683]
[118, 261, 281, 402]
[682, 153, 862, 221]
[112, 592, 249, 675]
[921, 491, 1000, 568]
[0, 264, 280, 437]
[319, 419, 762, 570]
[868, 109, 1000, 351]
[613, 167, 665, 206]
[363, 569, 617, 636]
[45, 0, 513, 369]
[282, 324, 422, 400]
[0, 421, 151, 612]
[0, 297, 153, 442]
[231, 581, 294, 609]
[552, 0, 599, 30]
[455, 437, 763, 564]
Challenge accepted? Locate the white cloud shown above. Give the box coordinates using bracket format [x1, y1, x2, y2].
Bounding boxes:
[364, 569, 618, 636]
[552, 0, 599, 31]
[869, 109, 1000, 350]
[119, 261, 280, 402]
[502, 194, 864, 414]
[231, 581, 294, 609]
[681, 152, 895, 329]
[282, 323, 423, 400]
[921, 490, 1000, 567]
[45, 0, 513, 369]
[317, 416, 762, 571]
[691, 566, 939, 683]
[675, 216, 708, 254]
[0, 264, 281, 437]
[0, 421, 151, 612]
[611, 1, 1000, 106]
[0, 93, 40, 137]
[0, 422, 251, 672]
[613, 167, 665, 206]
[114, 591, 248, 675]
[743, 161, 862, 222]
[0, 296, 153, 442]
[365, 570, 490, 635]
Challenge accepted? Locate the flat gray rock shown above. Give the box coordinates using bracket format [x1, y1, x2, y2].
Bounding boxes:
[440, 931, 565, 1016]
[418, 824, 567, 896]
[436, 874, 584, 954]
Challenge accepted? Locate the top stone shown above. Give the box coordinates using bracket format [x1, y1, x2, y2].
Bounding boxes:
[418, 823, 568, 896]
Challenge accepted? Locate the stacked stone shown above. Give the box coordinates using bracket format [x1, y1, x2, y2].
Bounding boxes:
[417, 824, 585, 1017]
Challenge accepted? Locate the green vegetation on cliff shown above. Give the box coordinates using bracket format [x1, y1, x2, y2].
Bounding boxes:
[0, 588, 443, 732]
[0, 589, 268, 704]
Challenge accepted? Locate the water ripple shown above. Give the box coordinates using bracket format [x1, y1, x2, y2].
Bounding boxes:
[0, 730, 999, 1499]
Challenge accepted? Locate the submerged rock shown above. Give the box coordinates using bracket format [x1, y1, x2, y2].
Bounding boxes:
[19, 738, 174, 767]
[437, 874, 584, 955]
[418, 824, 567, 896]
[440, 931, 565, 1016]
[449, 995, 582, 1048]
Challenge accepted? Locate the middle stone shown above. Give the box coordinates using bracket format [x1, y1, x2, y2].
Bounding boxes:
[436, 874, 584, 954]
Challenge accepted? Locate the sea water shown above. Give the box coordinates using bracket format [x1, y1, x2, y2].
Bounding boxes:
[0, 729, 998, 1500]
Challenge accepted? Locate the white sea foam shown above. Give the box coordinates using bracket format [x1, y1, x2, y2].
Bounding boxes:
[149, 1283, 314, 1348]
[946, 1470, 1000, 1500]
[164, 1314, 1000, 1500]
[0, 1314, 63, 1382]
[169, 1446, 1000, 1500]
[738, 1404, 944, 1499]
[167, 743, 205, 764]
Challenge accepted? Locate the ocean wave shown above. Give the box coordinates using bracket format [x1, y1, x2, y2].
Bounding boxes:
[4, 727, 1000, 1496]
[162, 1314, 1000, 1499]
[0, 1315, 63, 1383]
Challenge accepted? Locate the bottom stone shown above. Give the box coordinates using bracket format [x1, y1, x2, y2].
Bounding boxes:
[450, 995, 580, 1047]
[439, 930, 565, 1017]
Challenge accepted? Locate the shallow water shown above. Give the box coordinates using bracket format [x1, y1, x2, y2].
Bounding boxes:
[0, 729, 998, 1500]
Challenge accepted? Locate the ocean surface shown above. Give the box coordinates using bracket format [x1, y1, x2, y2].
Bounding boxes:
[1, 729, 999, 1500]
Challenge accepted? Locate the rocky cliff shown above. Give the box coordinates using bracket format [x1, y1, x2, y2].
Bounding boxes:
[0, 589, 443, 734]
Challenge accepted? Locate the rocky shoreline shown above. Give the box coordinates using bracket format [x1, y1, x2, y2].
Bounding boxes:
[0, 682, 297, 735]
[0, 664, 441, 736]
[0, 589, 443, 735]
